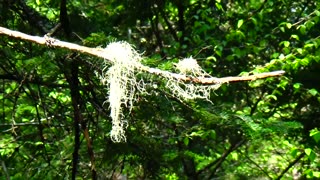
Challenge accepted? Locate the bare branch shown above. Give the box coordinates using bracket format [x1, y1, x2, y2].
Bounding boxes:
[0, 26, 109, 59]
[0, 26, 285, 85]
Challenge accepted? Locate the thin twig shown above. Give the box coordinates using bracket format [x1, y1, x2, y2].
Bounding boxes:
[239, 150, 273, 179]
[275, 152, 305, 180]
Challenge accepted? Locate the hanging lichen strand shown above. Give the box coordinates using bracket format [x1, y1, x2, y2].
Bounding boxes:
[169, 57, 221, 101]
[98, 42, 222, 142]
[101, 42, 142, 142]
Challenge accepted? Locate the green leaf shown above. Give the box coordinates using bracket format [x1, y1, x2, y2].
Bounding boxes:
[35, 142, 44, 146]
[206, 56, 217, 62]
[291, 34, 299, 40]
[300, 57, 310, 66]
[304, 43, 314, 49]
[235, 30, 245, 39]
[237, 19, 244, 28]
[231, 152, 238, 160]
[286, 23, 292, 29]
[266, 94, 277, 101]
[190, 130, 205, 137]
[215, 3, 222, 10]
[271, 52, 279, 58]
[293, 83, 301, 89]
[183, 137, 189, 146]
[308, 88, 318, 96]
[214, 45, 223, 57]
[250, 17, 257, 25]
[310, 129, 320, 143]
[305, 20, 315, 29]
[283, 41, 290, 47]
[298, 25, 306, 34]
[259, 40, 267, 47]
[209, 130, 216, 139]
[313, 172, 320, 178]
[305, 148, 316, 162]
[296, 48, 303, 54]
[290, 148, 298, 158]
[305, 148, 312, 155]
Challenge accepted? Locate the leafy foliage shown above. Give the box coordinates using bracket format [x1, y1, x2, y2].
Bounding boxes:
[1, 0, 320, 179]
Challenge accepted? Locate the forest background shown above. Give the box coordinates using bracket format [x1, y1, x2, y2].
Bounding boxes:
[0, 0, 320, 179]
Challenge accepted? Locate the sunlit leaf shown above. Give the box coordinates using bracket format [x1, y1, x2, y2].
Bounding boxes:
[290, 34, 299, 40]
[305, 148, 312, 156]
[305, 148, 316, 162]
[298, 25, 306, 34]
[293, 83, 301, 89]
[183, 137, 189, 146]
[310, 129, 320, 143]
[231, 152, 238, 160]
[313, 172, 320, 178]
[308, 88, 318, 96]
[296, 48, 303, 54]
[266, 94, 277, 101]
[237, 19, 244, 28]
[286, 23, 292, 29]
[282, 41, 290, 47]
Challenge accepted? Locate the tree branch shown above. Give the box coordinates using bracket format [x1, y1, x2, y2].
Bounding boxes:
[82, 123, 97, 180]
[0, 74, 68, 88]
[197, 139, 245, 177]
[240, 150, 273, 179]
[61, 56, 82, 180]
[0, 26, 285, 85]
[275, 152, 305, 180]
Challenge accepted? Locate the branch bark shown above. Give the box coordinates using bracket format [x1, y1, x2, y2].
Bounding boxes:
[0, 26, 285, 85]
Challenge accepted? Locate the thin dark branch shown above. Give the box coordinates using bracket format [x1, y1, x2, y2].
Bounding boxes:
[197, 139, 245, 177]
[25, 82, 51, 164]
[82, 123, 97, 179]
[250, 88, 266, 116]
[275, 152, 305, 180]
[0, 122, 64, 127]
[159, 8, 178, 41]
[239, 149, 273, 179]
[0, 74, 68, 88]
[149, 13, 165, 58]
[59, 0, 71, 37]
[208, 139, 246, 179]
[62, 58, 82, 180]
[9, 0, 51, 34]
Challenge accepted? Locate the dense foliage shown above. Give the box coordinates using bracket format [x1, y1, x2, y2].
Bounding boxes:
[1, 0, 320, 179]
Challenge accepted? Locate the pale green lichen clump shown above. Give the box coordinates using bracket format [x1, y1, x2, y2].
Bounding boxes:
[102, 41, 142, 142]
[98, 43, 220, 142]
[170, 57, 221, 101]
